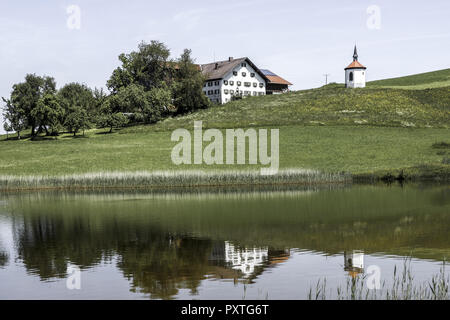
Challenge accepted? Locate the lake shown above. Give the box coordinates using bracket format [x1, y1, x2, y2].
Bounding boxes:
[0, 183, 449, 299]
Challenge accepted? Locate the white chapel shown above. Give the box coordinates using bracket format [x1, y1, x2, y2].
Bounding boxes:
[345, 46, 367, 88]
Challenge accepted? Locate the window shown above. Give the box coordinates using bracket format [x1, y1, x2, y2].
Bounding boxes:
[233, 71, 238, 76]
[253, 83, 257, 87]
[259, 83, 264, 88]
[250, 73, 255, 78]
[230, 90, 234, 94]
[203, 91, 207, 95]
[214, 89, 220, 94]
[244, 91, 250, 96]
[203, 83, 206, 87]
[362, 72, 365, 75]
[237, 81, 242, 86]
[244, 82, 251, 87]
[253, 92, 257, 96]
[224, 80, 228, 85]
[224, 89, 229, 94]
[214, 81, 220, 86]
[241, 63, 247, 67]
[208, 82, 213, 87]
[258, 92, 264, 96]
[208, 90, 212, 95]
[242, 72, 246, 77]
[349, 72, 353, 81]
[229, 81, 234, 85]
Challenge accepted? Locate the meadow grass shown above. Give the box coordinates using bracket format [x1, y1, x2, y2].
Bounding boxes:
[308, 259, 449, 300]
[0, 125, 448, 179]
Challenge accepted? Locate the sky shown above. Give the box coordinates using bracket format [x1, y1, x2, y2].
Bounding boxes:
[1, 0, 449, 133]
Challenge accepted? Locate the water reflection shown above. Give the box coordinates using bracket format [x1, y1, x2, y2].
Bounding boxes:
[344, 250, 364, 278]
[0, 183, 448, 299]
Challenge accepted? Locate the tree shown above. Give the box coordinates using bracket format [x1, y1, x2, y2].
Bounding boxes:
[97, 98, 128, 133]
[64, 107, 91, 136]
[145, 85, 172, 123]
[58, 83, 95, 134]
[8, 74, 56, 137]
[2, 98, 28, 140]
[107, 41, 172, 93]
[31, 94, 64, 136]
[109, 84, 171, 124]
[172, 49, 210, 114]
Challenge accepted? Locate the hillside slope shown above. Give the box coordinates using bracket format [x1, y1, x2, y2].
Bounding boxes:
[368, 68, 450, 89]
[128, 84, 450, 133]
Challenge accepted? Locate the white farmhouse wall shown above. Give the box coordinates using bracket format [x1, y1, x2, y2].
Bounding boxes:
[203, 61, 266, 104]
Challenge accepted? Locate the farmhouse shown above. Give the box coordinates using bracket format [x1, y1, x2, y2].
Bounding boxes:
[200, 57, 292, 104]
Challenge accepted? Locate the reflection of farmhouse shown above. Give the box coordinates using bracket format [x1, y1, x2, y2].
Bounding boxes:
[200, 57, 292, 104]
[344, 250, 364, 278]
[224, 241, 268, 277]
[209, 241, 290, 280]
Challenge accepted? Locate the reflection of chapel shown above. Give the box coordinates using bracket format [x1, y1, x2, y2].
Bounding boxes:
[344, 250, 364, 278]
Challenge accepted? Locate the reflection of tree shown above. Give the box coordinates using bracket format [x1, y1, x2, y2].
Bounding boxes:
[0, 251, 8, 267]
[13, 212, 218, 299]
[16, 215, 105, 279]
[117, 236, 213, 299]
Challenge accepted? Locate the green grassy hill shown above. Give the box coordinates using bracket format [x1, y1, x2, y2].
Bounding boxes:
[0, 71, 449, 182]
[145, 84, 449, 131]
[368, 68, 450, 89]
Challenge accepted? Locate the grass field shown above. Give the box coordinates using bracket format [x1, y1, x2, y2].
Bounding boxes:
[0, 69, 449, 185]
[368, 68, 450, 89]
[0, 125, 448, 179]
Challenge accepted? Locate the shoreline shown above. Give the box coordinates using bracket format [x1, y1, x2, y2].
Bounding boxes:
[0, 166, 448, 192]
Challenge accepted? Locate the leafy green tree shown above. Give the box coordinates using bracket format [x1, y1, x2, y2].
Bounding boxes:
[145, 85, 172, 123]
[97, 98, 128, 133]
[173, 49, 210, 114]
[107, 41, 172, 93]
[8, 74, 56, 137]
[1, 98, 28, 140]
[58, 83, 96, 134]
[31, 94, 64, 136]
[64, 107, 92, 136]
[112, 84, 149, 114]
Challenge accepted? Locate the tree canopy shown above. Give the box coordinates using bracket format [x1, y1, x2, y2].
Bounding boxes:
[2, 40, 212, 140]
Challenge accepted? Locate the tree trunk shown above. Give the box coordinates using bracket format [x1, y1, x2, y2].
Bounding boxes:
[17, 131, 20, 140]
[109, 126, 113, 133]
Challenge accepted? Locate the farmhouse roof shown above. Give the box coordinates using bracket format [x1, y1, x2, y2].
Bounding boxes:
[200, 57, 268, 81]
[260, 69, 293, 85]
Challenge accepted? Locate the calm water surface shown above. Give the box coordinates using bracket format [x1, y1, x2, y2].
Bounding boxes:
[0, 183, 449, 299]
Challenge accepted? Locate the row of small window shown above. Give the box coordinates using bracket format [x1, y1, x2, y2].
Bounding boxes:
[232, 71, 255, 78]
[204, 90, 265, 96]
[206, 81, 220, 87]
[224, 80, 264, 88]
[205, 79, 264, 88]
[230, 91, 264, 96]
